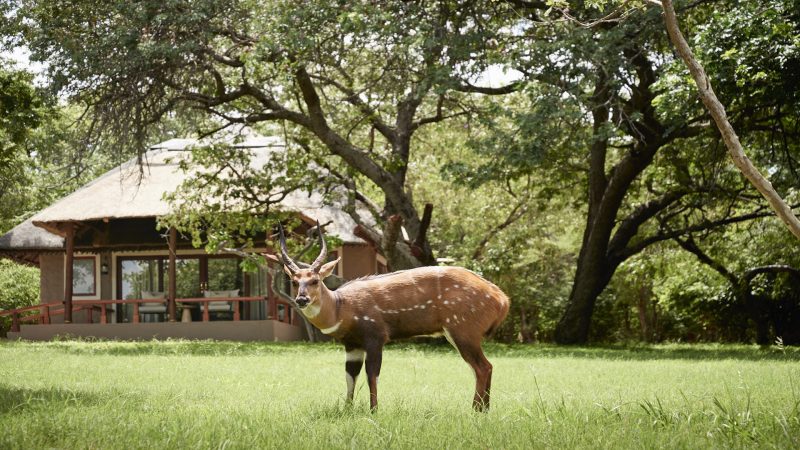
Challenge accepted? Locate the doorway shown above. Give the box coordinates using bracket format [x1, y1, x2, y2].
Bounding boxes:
[116, 255, 249, 323]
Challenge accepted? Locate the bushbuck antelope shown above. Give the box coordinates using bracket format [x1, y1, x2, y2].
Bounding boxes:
[267, 224, 510, 411]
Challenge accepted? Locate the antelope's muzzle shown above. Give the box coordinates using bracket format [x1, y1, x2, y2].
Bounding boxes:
[295, 296, 310, 308]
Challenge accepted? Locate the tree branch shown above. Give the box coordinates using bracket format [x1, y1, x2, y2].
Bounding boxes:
[607, 188, 690, 257]
[454, 80, 524, 95]
[308, 73, 396, 141]
[472, 199, 529, 260]
[743, 265, 800, 282]
[660, 0, 800, 239]
[672, 235, 739, 286]
[615, 208, 779, 262]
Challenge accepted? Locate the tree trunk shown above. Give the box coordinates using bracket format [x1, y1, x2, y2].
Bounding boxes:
[555, 256, 615, 344]
[637, 292, 650, 342]
[518, 308, 535, 343]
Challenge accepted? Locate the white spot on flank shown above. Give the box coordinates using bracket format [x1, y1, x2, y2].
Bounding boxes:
[427, 300, 433, 304]
[454, 284, 460, 288]
[363, 315, 370, 321]
[320, 321, 343, 335]
[437, 295, 442, 299]
[485, 294, 491, 299]
[354, 316, 360, 321]
[445, 287, 450, 291]
[443, 300, 449, 305]
[446, 318, 450, 323]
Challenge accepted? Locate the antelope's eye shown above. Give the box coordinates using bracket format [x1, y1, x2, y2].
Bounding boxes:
[309, 279, 319, 286]
[291, 280, 299, 287]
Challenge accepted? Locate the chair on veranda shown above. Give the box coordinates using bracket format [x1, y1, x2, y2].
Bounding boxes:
[139, 291, 167, 322]
[203, 289, 240, 320]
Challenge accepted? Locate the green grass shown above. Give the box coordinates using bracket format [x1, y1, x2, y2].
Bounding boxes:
[1, 340, 799, 449]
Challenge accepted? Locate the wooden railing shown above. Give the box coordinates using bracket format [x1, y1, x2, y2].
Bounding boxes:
[0, 296, 294, 333]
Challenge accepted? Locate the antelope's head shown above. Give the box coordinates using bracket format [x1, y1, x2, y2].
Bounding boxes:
[267, 223, 340, 310]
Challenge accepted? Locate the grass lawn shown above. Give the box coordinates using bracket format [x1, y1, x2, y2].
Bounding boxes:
[1, 340, 799, 449]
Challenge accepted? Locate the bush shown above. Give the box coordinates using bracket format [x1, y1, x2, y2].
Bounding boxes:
[0, 259, 40, 335]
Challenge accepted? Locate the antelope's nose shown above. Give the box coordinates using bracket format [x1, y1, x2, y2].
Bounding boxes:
[295, 296, 310, 308]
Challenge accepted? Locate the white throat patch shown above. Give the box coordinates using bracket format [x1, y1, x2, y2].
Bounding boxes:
[320, 320, 343, 335]
[301, 301, 321, 319]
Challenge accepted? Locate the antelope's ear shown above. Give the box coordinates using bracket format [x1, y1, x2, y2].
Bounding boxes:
[318, 257, 341, 279]
[263, 253, 294, 277]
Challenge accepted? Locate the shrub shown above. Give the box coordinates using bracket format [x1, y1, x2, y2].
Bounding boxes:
[0, 259, 40, 335]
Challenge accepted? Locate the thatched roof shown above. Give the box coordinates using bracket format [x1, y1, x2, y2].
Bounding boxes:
[0, 135, 373, 255]
[0, 218, 63, 250]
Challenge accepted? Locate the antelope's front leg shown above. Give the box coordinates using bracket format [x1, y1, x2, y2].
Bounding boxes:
[345, 347, 365, 403]
[365, 345, 383, 411]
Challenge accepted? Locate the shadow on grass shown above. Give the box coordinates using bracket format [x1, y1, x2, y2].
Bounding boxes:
[387, 340, 800, 362]
[0, 385, 102, 414]
[2, 338, 798, 362]
[478, 342, 800, 362]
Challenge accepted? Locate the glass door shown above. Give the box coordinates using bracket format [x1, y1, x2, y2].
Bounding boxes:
[117, 255, 249, 322]
[118, 258, 165, 323]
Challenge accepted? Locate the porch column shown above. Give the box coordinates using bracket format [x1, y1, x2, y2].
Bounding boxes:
[64, 223, 75, 323]
[168, 227, 177, 322]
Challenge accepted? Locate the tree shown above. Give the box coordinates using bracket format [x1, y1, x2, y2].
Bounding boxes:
[449, 0, 800, 343]
[0, 64, 46, 231]
[15, 0, 524, 270]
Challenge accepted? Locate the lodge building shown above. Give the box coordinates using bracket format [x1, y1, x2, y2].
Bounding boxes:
[0, 136, 387, 341]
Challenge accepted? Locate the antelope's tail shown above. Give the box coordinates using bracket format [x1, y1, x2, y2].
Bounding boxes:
[485, 289, 511, 339]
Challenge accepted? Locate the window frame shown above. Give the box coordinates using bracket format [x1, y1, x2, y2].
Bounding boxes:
[71, 255, 98, 297]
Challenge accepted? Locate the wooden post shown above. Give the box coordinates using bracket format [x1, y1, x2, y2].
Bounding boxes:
[100, 304, 107, 324]
[233, 300, 240, 321]
[202, 303, 210, 322]
[42, 305, 51, 324]
[133, 303, 140, 324]
[243, 272, 250, 320]
[64, 224, 75, 324]
[168, 227, 177, 322]
[11, 312, 20, 333]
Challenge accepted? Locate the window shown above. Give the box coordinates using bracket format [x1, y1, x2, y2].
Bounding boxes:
[207, 257, 241, 291]
[277, 303, 287, 322]
[274, 270, 292, 299]
[73, 257, 96, 296]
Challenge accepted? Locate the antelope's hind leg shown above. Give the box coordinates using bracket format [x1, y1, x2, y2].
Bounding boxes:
[365, 344, 384, 412]
[449, 332, 493, 412]
[345, 347, 365, 403]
